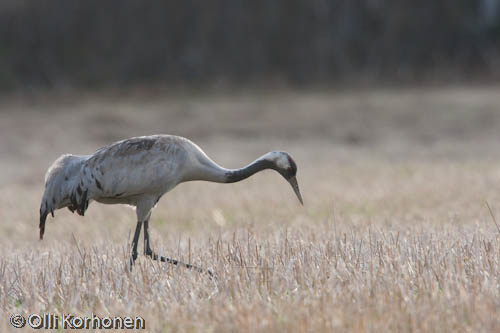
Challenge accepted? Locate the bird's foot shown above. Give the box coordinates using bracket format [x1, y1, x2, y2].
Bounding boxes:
[145, 249, 214, 279]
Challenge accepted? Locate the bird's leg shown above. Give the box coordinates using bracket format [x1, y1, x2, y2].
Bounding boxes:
[130, 220, 143, 268]
[143, 219, 152, 256]
[143, 219, 213, 277]
[143, 219, 169, 260]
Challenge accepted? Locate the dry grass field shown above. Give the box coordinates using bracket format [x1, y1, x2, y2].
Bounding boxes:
[1, 86, 500, 332]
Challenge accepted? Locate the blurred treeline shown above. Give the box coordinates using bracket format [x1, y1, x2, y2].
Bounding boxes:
[1, 0, 499, 90]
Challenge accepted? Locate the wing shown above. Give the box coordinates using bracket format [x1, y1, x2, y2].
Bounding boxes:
[81, 135, 188, 202]
[40, 135, 192, 239]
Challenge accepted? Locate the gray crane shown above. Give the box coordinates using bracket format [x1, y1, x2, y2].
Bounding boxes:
[40, 135, 303, 270]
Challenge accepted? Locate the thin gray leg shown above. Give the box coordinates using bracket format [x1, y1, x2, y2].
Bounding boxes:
[129, 221, 143, 268]
[143, 219, 153, 256]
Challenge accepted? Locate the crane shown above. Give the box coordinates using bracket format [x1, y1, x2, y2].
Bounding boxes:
[39, 135, 303, 271]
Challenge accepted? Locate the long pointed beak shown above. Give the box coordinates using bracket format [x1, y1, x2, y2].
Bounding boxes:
[287, 176, 303, 205]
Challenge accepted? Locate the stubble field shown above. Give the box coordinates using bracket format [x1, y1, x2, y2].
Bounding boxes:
[0, 86, 499, 332]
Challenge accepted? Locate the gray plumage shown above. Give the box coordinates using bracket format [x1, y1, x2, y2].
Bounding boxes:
[39, 135, 302, 268]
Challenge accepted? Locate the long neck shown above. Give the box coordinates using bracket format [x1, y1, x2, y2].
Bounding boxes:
[184, 153, 275, 184]
[224, 158, 275, 183]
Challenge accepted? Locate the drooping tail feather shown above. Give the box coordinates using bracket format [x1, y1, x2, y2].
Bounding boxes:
[39, 207, 48, 240]
[39, 154, 87, 239]
[70, 188, 88, 216]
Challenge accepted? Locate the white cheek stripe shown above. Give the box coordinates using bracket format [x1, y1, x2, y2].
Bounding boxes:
[267, 152, 288, 169]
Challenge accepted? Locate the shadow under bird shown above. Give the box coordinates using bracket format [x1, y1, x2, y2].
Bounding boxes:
[39, 135, 303, 273]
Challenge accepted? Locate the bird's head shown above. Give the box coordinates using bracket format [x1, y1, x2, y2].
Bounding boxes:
[265, 151, 303, 205]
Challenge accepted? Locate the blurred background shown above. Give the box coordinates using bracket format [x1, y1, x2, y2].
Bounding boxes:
[1, 0, 500, 90]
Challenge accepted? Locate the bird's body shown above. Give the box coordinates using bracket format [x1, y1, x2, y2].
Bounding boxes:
[41, 136, 221, 223]
[40, 134, 302, 270]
